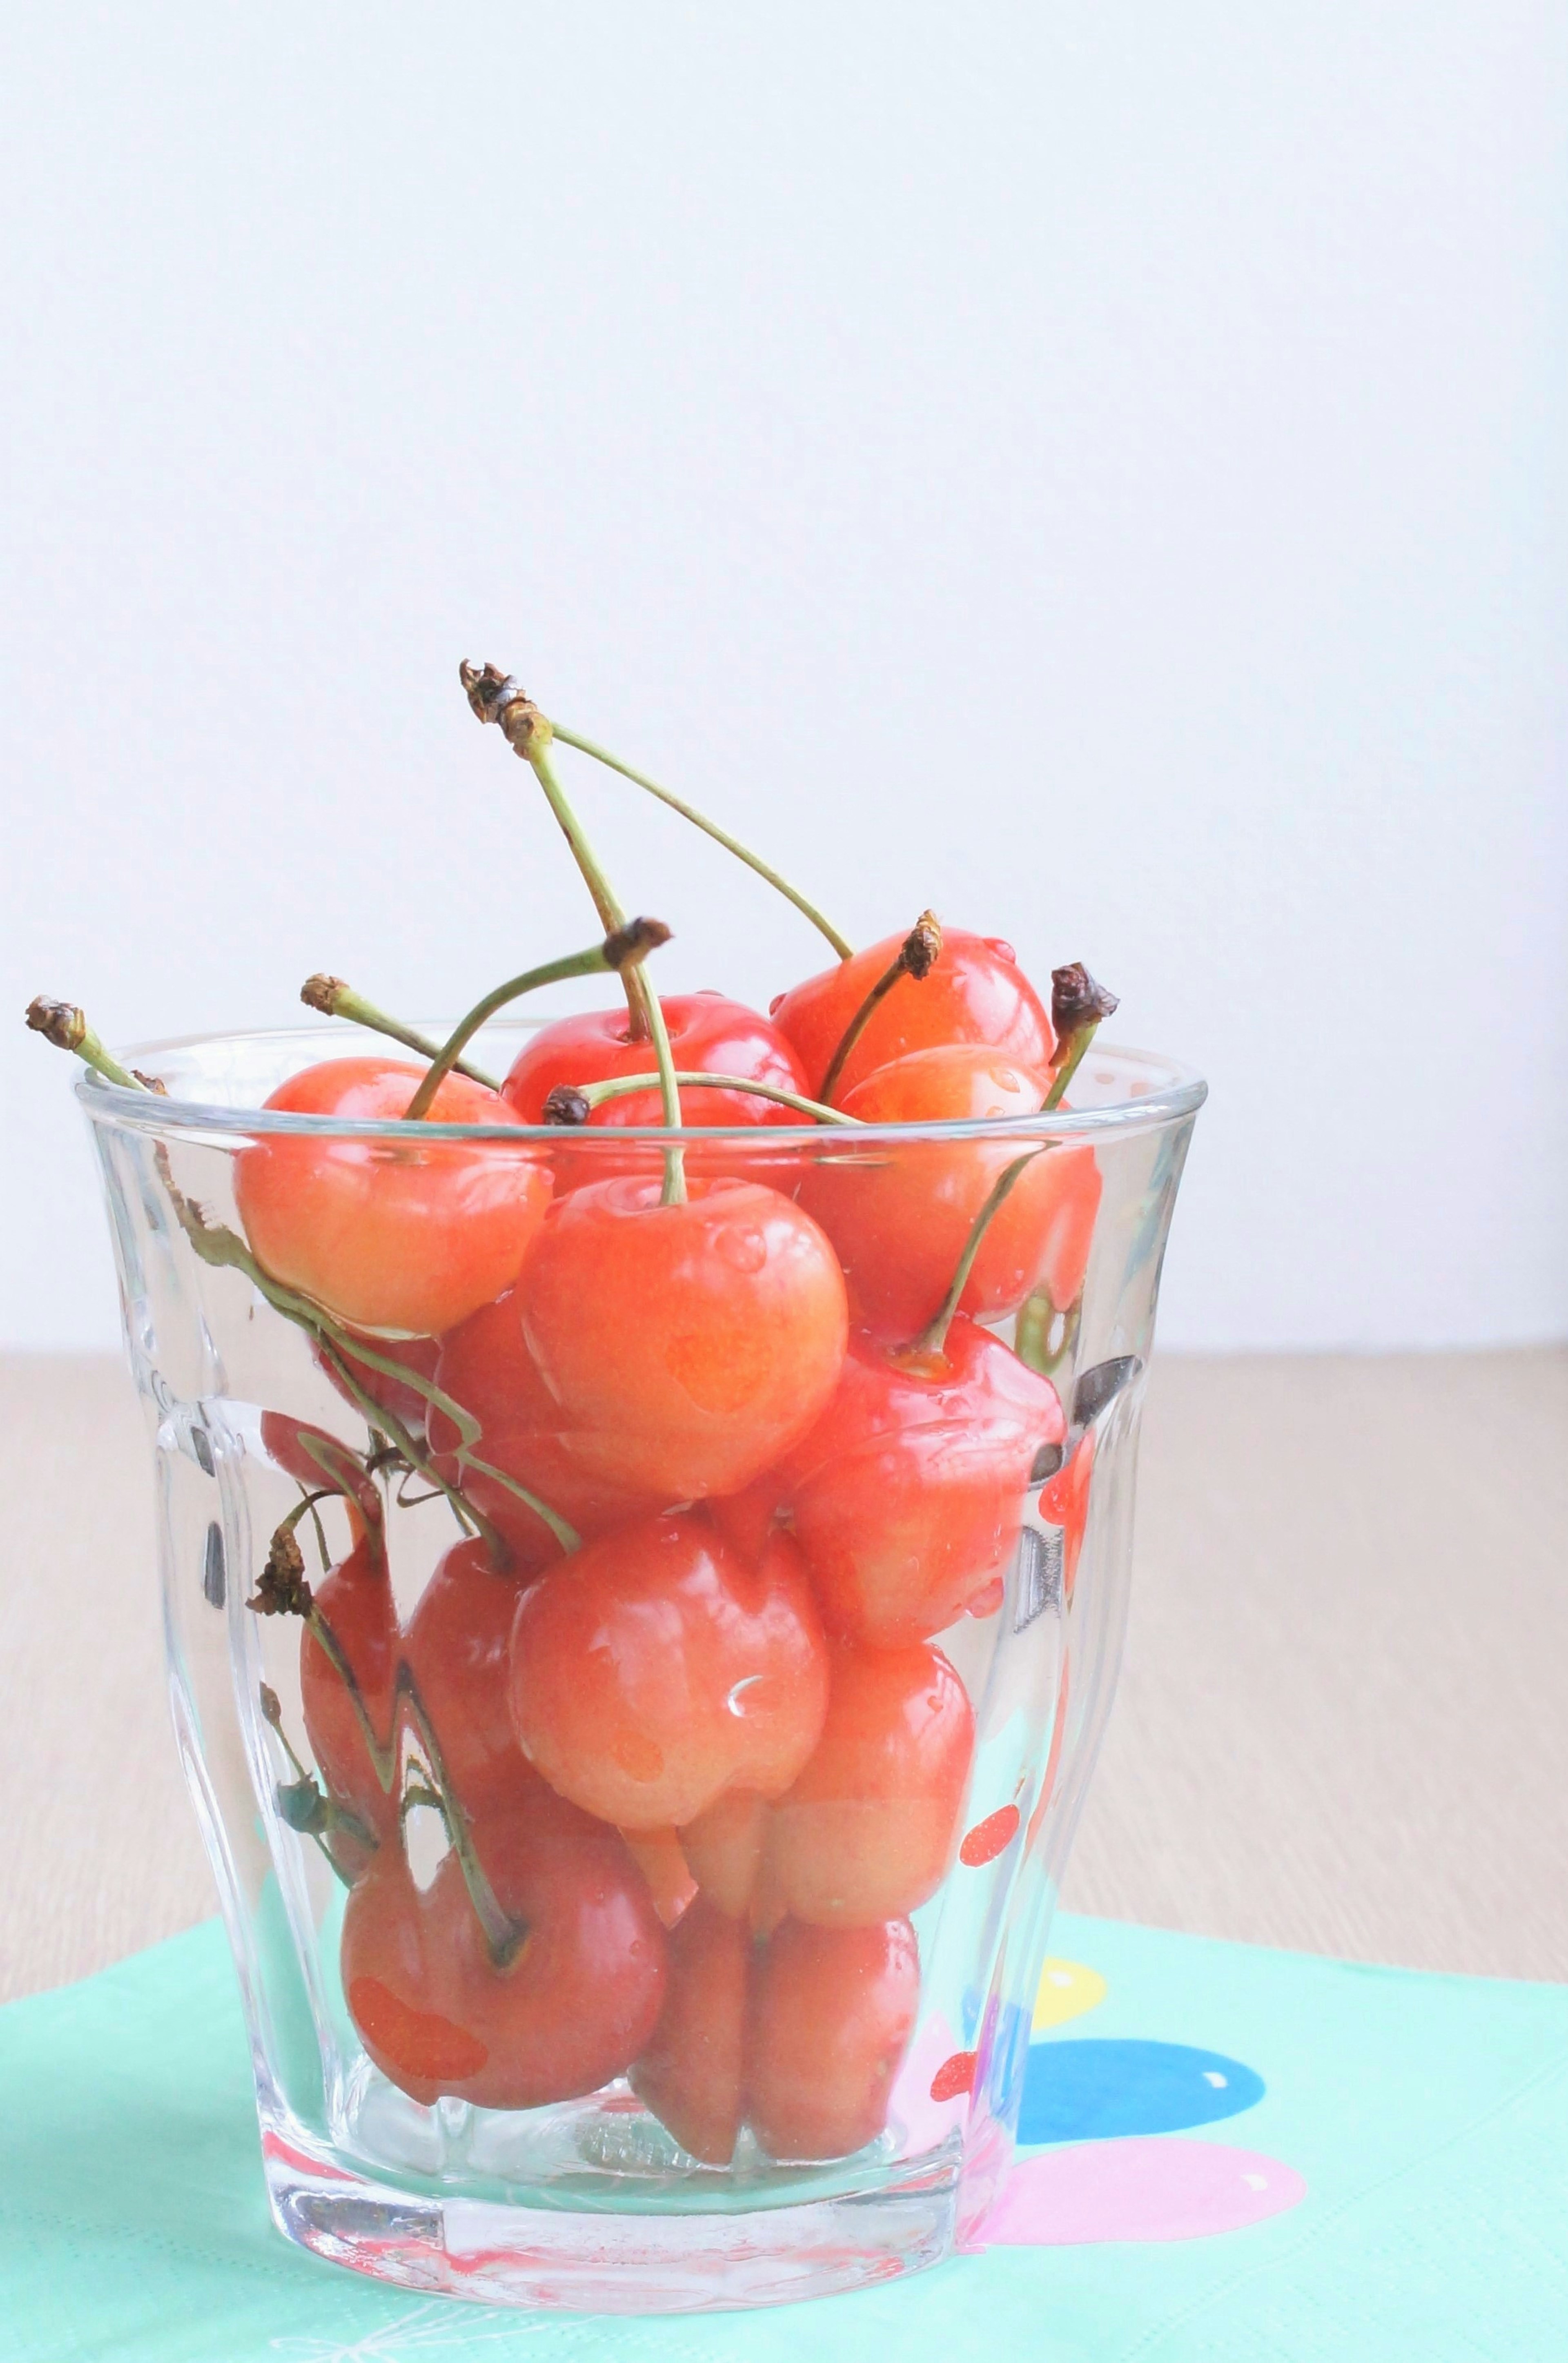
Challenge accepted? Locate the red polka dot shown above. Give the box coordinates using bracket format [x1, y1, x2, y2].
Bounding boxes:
[930, 2051, 977, 2102]
[960, 1804, 1022, 1867]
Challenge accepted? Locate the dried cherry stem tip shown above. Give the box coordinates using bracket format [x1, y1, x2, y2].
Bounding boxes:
[1045, 963, 1119, 1111]
[301, 975, 499, 1091]
[24, 997, 147, 1093]
[402, 924, 670, 1123]
[818, 912, 942, 1105]
[545, 1072, 864, 1127]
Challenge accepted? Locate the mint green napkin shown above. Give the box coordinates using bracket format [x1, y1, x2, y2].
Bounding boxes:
[3, 1911, 1565, 2362]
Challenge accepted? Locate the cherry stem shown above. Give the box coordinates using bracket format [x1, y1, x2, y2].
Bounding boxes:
[403, 922, 669, 1122]
[301, 975, 499, 1091]
[25, 997, 149, 1093]
[1044, 964, 1119, 1111]
[550, 721, 854, 962]
[554, 1071, 864, 1127]
[817, 912, 943, 1105]
[459, 664, 689, 1204]
[913, 1149, 1043, 1358]
[523, 742, 687, 1198]
[1041, 1028, 1098, 1111]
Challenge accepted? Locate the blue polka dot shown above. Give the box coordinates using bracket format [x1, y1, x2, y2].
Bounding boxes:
[1018, 2039, 1265, 2144]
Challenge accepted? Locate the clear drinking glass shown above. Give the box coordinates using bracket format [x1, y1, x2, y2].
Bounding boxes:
[80, 1020, 1203, 2314]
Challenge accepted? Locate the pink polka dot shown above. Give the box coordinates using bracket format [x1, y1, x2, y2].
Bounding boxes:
[982, 2137, 1307, 2247]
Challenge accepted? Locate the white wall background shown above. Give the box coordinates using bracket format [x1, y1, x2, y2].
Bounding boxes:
[3, 2, 1564, 1354]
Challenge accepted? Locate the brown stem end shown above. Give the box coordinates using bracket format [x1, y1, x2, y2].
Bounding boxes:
[1051, 963, 1119, 1041]
[248, 1525, 315, 1619]
[902, 910, 943, 981]
[25, 996, 86, 1052]
[459, 660, 553, 757]
[301, 973, 346, 1016]
[603, 915, 672, 971]
[543, 1084, 592, 1127]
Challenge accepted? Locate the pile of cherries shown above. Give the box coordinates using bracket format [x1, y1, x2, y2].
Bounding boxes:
[30, 666, 1114, 2169]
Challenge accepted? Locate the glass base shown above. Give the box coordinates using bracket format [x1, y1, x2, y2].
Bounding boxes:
[261, 2114, 964, 2313]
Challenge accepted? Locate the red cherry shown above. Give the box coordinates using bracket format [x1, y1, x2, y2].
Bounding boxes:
[797, 1045, 1102, 1336]
[300, 1538, 399, 1839]
[518, 1176, 849, 1500]
[1039, 1428, 1096, 1603]
[780, 1318, 1065, 1645]
[629, 1895, 751, 2164]
[771, 929, 1054, 1102]
[508, 1515, 829, 1831]
[235, 1058, 550, 1337]
[766, 1640, 974, 1926]
[402, 1540, 531, 1802]
[429, 1290, 670, 1567]
[503, 993, 811, 1130]
[342, 1771, 668, 2110]
[746, 1917, 920, 2161]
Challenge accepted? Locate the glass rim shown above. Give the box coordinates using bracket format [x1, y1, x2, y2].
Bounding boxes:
[77, 1018, 1208, 1147]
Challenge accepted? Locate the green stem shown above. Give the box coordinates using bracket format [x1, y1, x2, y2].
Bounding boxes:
[818, 912, 942, 1105]
[551, 722, 854, 961]
[1041, 1021, 1101, 1111]
[524, 743, 686, 1200]
[25, 998, 149, 1092]
[567, 1070, 863, 1127]
[913, 1150, 1043, 1357]
[301, 976, 498, 1090]
[403, 924, 667, 1122]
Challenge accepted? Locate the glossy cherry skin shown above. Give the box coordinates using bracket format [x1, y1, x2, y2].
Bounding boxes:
[766, 1641, 974, 1926]
[342, 1770, 667, 2110]
[300, 1538, 400, 1840]
[771, 929, 1054, 1102]
[747, 1916, 920, 2161]
[797, 1045, 1102, 1336]
[503, 993, 811, 1130]
[779, 1317, 1065, 1645]
[402, 1540, 531, 1802]
[508, 1515, 830, 1831]
[235, 1058, 550, 1337]
[629, 1895, 751, 2164]
[429, 1290, 670, 1569]
[518, 1176, 849, 1500]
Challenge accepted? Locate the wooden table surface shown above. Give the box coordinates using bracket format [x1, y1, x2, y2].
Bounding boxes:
[4, 1347, 1565, 2005]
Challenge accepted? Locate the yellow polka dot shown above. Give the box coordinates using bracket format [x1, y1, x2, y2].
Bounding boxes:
[1032, 1956, 1107, 2031]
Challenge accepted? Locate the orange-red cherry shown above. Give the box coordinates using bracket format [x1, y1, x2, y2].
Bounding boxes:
[342, 1771, 667, 2111]
[518, 1176, 849, 1500]
[429, 1290, 670, 1568]
[771, 929, 1054, 1102]
[508, 1515, 829, 1831]
[766, 1640, 974, 1927]
[780, 1318, 1065, 1645]
[235, 1057, 549, 1336]
[629, 1895, 751, 2164]
[503, 993, 811, 1130]
[1039, 1428, 1097, 1603]
[797, 1045, 1102, 1336]
[746, 1917, 920, 2161]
